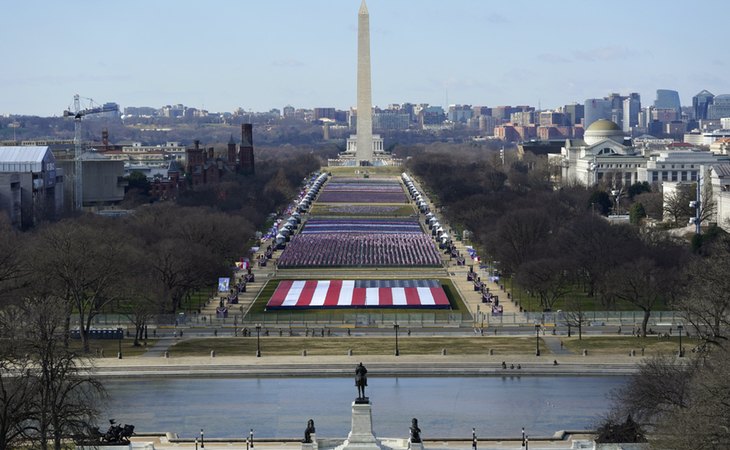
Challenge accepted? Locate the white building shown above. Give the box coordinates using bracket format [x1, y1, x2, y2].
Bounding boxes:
[708, 163, 730, 231]
[558, 119, 645, 186]
[558, 119, 730, 187]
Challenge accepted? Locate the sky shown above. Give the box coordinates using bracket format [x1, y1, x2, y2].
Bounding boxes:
[2, 0, 728, 117]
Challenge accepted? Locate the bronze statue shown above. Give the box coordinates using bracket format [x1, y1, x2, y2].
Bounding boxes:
[355, 362, 368, 399]
[409, 418, 422, 443]
[303, 419, 315, 443]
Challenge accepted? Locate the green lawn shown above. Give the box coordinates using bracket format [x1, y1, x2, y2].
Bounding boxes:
[170, 336, 544, 357]
[68, 338, 158, 358]
[509, 281, 659, 312]
[561, 336, 699, 356]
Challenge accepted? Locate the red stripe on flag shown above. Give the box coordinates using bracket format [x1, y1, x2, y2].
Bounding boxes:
[351, 287, 366, 307]
[379, 288, 393, 306]
[324, 280, 343, 306]
[268, 280, 293, 308]
[296, 280, 318, 307]
[430, 287, 450, 306]
[404, 287, 421, 306]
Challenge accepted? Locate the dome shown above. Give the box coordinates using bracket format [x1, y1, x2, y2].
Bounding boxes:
[584, 119, 624, 145]
[586, 119, 621, 132]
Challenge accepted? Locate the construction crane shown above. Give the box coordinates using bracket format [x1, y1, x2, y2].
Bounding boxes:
[63, 94, 118, 210]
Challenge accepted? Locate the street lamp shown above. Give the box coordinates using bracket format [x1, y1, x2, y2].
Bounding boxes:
[255, 324, 262, 357]
[472, 427, 477, 450]
[521, 427, 526, 447]
[200, 429, 204, 449]
[535, 324, 541, 356]
[393, 322, 400, 356]
[677, 324, 684, 357]
[195, 438, 198, 450]
[117, 329, 123, 359]
[250, 428, 254, 449]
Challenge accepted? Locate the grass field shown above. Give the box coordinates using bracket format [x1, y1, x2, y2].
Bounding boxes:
[168, 335, 698, 358]
[561, 336, 699, 356]
[68, 338, 158, 358]
[170, 336, 543, 356]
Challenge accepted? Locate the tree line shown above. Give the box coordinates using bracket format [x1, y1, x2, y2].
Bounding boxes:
[408, 146, 730, 447]
[0, 150, 324, 448]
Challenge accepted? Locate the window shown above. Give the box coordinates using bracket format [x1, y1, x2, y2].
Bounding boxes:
[662, 171, 668, 181]
[652, 172, 659, 182]
[671, 171, 678, 181]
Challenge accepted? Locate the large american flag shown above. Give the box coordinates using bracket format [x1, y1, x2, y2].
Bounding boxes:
[266, 279, 450, 309]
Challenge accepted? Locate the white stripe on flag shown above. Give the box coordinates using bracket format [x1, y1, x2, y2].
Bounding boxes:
[310, 280, 329, 306]
[338, 280, 355, 306]
[392, 287, 407, 306]
[283, 280, 306, 306]
[417, 287, 435, 305]
[366, 287, 379, 306]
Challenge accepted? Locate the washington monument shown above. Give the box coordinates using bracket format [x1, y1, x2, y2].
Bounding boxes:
[355, 0, 373, 163]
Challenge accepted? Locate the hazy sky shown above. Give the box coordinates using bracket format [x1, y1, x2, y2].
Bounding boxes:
[2, 0, 727, 116]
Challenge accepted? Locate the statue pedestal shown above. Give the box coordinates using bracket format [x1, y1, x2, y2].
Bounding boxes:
[336, 401, 381, 450]
[301, 433, 318, 450]
[409, 442, 424, 450]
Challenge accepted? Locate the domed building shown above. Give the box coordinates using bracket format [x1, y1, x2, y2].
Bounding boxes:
[583, 119, 626, 145]
[558, 119, 645, 186]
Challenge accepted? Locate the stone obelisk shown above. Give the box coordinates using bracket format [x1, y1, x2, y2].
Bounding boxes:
[355, 0, 373, 164]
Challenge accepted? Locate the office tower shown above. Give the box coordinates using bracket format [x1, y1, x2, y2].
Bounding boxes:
[693, 90, 715, 120]
[654, 89, 681, 116]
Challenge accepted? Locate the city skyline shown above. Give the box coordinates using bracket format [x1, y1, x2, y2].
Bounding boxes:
[2, 0, 728, 116]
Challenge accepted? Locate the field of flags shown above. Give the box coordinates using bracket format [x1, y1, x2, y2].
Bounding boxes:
[268, 172, 452, 310]
[266, 279, 450, 309]
[317, 178, 407, 203]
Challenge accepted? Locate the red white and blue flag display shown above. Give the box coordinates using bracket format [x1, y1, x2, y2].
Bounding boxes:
[266, 279, 450, 310]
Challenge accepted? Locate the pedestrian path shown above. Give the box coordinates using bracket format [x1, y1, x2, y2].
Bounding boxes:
[542, 336, 573, 356]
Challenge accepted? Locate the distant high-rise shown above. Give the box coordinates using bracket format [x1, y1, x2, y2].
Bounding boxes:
[654, 89, 681, 116]
[622, 93, 641, 133]
[355, 0, 373, 163]
[708, 94, 730, 120]
[584, 98, 611, 128]
[693, 90, 715, 120]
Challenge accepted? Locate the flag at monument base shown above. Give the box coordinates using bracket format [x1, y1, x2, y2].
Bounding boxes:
[266, 279, 451, 310]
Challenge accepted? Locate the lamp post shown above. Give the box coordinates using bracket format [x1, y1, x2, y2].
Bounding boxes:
[250, 428, 254, 449]
[393, 322, 400, 356]
[255, 324, 262, 357]
[117, 329, 123, 359]
[200, 429, 204, 449]
[677, 324, 684, 357]
[521, 427, 526, 447]
[535, 324, 541, 356]
[195, 438, 198, 450]
[472, 427, 477, 450]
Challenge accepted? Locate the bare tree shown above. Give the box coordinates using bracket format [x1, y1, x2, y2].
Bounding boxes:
[2, 296, 105, 450]
[676, 237, 730, 347]
[662, 183, 694, 226]
[0, 216, 30, 302]
[31, 218, 134, 353]
[0, 306, 35, 449]
[514, 257, 573, 312]
[563, 297, 588, 340]
[606, 257, 677, 337]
